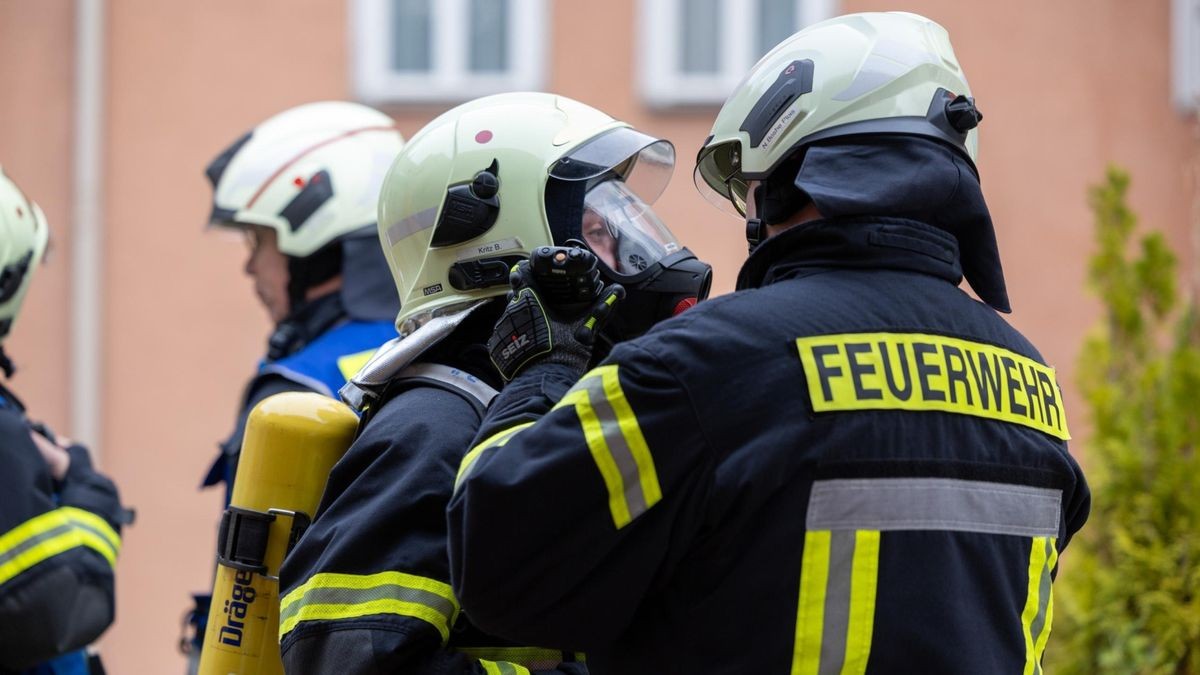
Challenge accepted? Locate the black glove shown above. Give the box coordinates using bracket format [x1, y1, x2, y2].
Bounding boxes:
[488, 247, 624, 381]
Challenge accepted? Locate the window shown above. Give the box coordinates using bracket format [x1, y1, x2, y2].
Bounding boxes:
[1173, 0, 1200, 111]
[352, 0, 548, 103]
[639, 0, 837, 107]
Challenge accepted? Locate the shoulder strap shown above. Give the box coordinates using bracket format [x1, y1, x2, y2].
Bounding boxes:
[355, 362, 499, 434]
[398, 363, 499, 409]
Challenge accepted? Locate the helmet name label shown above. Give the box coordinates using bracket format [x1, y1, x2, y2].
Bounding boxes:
[796, 332, 1069, 440]
[760, 106, 799, 152]
[456, 237, 524, 261]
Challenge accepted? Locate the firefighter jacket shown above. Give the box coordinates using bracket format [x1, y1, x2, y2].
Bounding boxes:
[447, 217, 1092, 674]
[278, 322, 588, 675]
[0, 385, 125, 673]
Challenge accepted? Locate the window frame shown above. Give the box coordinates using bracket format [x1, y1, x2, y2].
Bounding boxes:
[638, 0, 837, 108]
[1173, 0, 1200, 112]
[351, 0, 549, 104]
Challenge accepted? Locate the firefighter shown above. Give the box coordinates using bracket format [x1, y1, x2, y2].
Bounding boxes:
[276, 92, 710, 673]
[447, 12, 1091, 673]
[183, 101, 403, 669]
[0, 166, 130, 674]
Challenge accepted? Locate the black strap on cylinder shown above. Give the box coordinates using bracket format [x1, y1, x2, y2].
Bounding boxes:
[216, 506, 274, 574]
[216, 506, 313, 575]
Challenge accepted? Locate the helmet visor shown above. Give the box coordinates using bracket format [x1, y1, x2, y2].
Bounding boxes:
[693, 140, 749, 218]
[581, 180, 681, 278]
[550, 127, 675, 206]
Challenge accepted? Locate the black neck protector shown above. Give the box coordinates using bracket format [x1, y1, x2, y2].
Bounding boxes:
[267, 291, 348, 361]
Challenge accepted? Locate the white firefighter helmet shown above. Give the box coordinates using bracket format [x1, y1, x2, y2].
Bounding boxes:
[377, 91, 678, 336]
[0, 166, 50, 343]
[695, 11, 982, 216]
[205, 101, 405, 257]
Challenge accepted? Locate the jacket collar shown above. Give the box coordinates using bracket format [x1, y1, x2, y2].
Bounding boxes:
[736, 216, 964, 291]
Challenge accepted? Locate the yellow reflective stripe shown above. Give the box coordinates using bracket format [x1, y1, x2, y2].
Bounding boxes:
[791, 530, 830, 675]
[1021, 536, 1053, 675]
[841, 530, 880, 675]
[62, 507, 120, 553]
[455, 422, 535, 490]
[554, 365, 660, 529]
[0, 508, 120, 587]
[478, 661, 532, 675]
[336, 348, 377, 381]
[278, 570, 459, 643]
[1032, 542, 1058, 666]
[1022, 537, 1058, 674]
[562, 385, 631, 527]
[598, 365, 661, 510]
[791, 529, 880, 675]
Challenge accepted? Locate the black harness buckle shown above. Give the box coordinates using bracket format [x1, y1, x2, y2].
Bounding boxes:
[216, 506, 312, 579]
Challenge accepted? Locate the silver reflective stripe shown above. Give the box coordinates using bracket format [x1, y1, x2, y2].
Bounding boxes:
[385, 206, 438, 247]
[401, 363, 499, 408]
[0, 522, 73, 569]
[807, 478, 1061, 537]
[818, 531, 855, 675]
[578, 376, 649, 520]
[277, 584, 456, 628]
[70, 519, 118, 559]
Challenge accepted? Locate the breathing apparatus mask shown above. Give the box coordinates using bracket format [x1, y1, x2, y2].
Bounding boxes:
[545, 128, 712, 341]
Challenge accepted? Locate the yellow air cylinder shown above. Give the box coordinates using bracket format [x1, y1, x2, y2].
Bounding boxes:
[198, 392, 358, 675]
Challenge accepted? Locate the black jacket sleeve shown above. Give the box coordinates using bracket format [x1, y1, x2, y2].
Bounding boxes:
[279, 383, 585, 675]
[446, 343, 714, 651]
[0, 410, 124, 671]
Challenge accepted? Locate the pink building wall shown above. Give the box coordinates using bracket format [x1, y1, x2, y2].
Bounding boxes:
[0, 1, 1195, 671]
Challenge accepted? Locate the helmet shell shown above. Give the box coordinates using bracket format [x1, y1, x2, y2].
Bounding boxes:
[378, 92, 630, 333]
[207, 101, 405, 257]
[696, 12, 977, 213]
[0, 166, 50, 342]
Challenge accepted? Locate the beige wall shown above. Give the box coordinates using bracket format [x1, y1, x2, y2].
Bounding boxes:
[1, 1, 1195, 672]
[0, 0, 74, 432]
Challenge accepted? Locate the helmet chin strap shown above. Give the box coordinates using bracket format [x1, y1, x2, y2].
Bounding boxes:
[745, 184, 768, 254]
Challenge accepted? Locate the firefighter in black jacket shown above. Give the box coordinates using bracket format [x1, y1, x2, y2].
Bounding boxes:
[277, 92, 710, 673]
[448, 12, 1090, 674]
[0, 166, 129, 674]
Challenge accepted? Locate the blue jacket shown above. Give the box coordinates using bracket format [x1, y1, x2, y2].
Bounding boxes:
[448, 218, 1091, 674]
[202, 318, 396, 495]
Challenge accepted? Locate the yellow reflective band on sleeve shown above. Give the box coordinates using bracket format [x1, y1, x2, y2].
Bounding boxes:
[795, 333, 1070, 440]
[455, 421, 536, 492]
[791, 529, 881, 675]
[552, 364, 661, 530]
[479, 661, 532, 675]
[62, 507, 121, 554]
[278, 570, 460, 644]
[337, 348, 377, 382]
[1022, 536, 1058, 675]
[0, 507, 121, 587]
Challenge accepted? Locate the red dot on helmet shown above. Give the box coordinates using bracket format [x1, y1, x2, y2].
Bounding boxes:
[673, 298, 698, 315]
[293, 176, 305, 187]
[476, 130, 493, 144]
